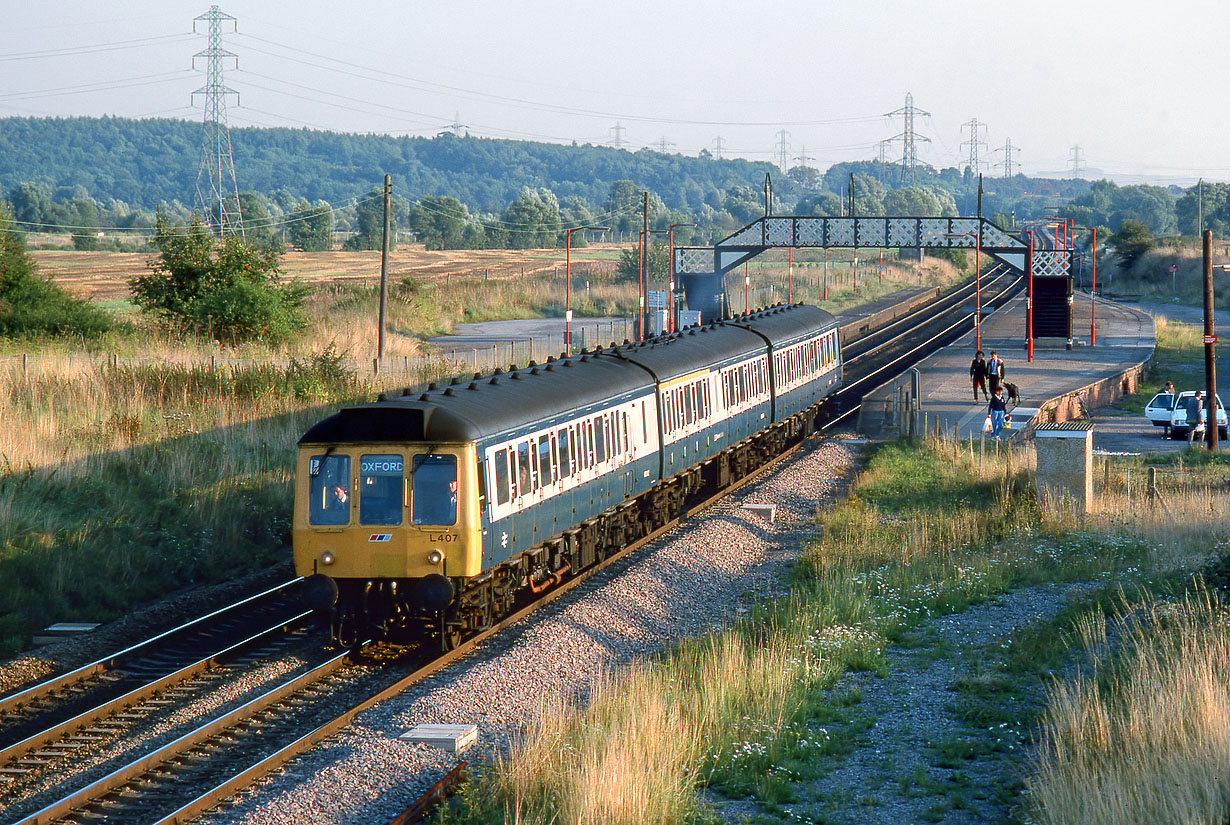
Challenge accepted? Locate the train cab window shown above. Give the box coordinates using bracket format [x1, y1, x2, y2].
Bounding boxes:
[493, 448, 510, 506]
[359, 454, 404, 526]
[411, 454, 457, 525]
[557, 428, 572, 479]
[308, 454, 351, 526]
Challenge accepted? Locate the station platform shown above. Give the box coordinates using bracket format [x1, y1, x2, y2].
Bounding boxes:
[858, 292, 1156, 440]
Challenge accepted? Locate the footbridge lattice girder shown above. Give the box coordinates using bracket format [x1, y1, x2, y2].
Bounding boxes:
[675, 216, 1045, 277]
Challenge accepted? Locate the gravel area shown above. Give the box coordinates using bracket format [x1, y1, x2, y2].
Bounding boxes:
[775, 581, 1098, 825]
[186, 435, 863, 825]
[0, 566, 294, 697]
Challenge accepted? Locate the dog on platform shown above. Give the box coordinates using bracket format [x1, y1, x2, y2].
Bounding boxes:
[1003, 381, 1021, 408]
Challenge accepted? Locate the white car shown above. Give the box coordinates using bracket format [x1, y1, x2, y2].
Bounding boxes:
[1144, 391, 1176, 431]
[1170, 390, 1228, 440]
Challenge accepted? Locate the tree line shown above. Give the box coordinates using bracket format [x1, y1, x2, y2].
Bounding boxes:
[0, 116, 1210, 257]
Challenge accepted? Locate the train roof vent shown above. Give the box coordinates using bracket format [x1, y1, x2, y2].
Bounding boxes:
[377, 392, 389, 401]
[428, 382, 440, 391]
[579, 355, 590, 362]
[544, 364, 555, 371]
[443, 388, 455, 396]
[563, 359, 573, 367]
[528, 359, 537, 367]
[488, 376, 500, 385]
[511, 372, 522, 380]
[530, 367, 540, 375]
[468, 382, 479, 390]
[401, 388, 415, 397]
[473, 372, 482, 380]
[450, 377, 463, 385]
[493, 367, 504, 375]
[419, 393, 430, 401]
[689, 329, 698, 335]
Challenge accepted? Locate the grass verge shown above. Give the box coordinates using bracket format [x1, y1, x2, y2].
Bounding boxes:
[440, 429, 1230, 825]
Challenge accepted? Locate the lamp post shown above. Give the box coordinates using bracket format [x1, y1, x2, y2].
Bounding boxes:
[565, 225, 609, 352]
[668, 222, 694, 332]
[946, 227, 983, 352]
[1026, 229, 1035, 362]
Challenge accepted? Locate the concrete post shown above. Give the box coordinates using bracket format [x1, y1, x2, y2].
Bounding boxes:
[1033, 422, 1095, 514]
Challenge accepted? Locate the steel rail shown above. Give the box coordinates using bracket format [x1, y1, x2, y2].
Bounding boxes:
[0, 578, 303, 716]
[0, 611, 313, 771]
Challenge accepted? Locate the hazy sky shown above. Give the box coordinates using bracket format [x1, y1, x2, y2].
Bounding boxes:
[4, 1, 1227, 186]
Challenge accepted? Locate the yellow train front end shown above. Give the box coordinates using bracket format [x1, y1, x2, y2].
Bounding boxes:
[292, 441, 482, 645]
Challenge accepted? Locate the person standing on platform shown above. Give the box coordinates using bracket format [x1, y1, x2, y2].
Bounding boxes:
[987, 350, 1005, 395]
[989, 386, 1008, 439]
[1186, 391, 1204, 444]
[970, 350, 989, 402]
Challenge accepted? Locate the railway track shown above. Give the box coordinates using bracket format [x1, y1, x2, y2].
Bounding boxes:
[0, 275, 1018, 825]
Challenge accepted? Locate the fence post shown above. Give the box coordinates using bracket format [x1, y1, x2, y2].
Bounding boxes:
[1148, 467, 1157, 505]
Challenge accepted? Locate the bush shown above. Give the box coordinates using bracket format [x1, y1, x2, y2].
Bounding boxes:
[0, 209, 113, 339]
[130, 214, 307, 345]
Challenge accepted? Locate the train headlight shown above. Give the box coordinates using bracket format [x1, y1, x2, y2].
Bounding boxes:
[427, 550, 444, 565]
[320, 551, 336, 566]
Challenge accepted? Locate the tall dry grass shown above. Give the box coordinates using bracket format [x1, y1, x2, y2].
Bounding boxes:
[479, 628, 831, 825]
[1029, 584, 1230, 825]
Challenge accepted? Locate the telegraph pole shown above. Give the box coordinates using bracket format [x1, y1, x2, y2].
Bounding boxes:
[1203, 230, 1219, 451]
[640, 191, 649, 340]
[192, 5, 243, 237]
[377, 175, 391, 364]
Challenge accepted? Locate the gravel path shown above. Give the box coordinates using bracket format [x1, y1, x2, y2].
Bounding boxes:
[183, 435, 862, 825]
[770, 581, 1097, 825]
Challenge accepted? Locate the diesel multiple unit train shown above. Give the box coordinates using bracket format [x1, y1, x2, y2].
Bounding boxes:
[294, 303, 842, 648]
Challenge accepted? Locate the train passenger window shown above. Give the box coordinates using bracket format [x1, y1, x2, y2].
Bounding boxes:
[359, 454, 404, 526]
[539, 435, 553, 487]
[641, 402, 648, 442]
[516, 442, 533, 495]
[684, 385, 694, 426]
[586, 421, 595, 467]
[622, 411, 630, 453]
[557, 428, 572, 479]
[595, 417, 607, 464]
[493, 448, 510, 506]
[411, 454, 457, 525]
[308, 454, 351, 526]
[529, 441, 541, 491]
